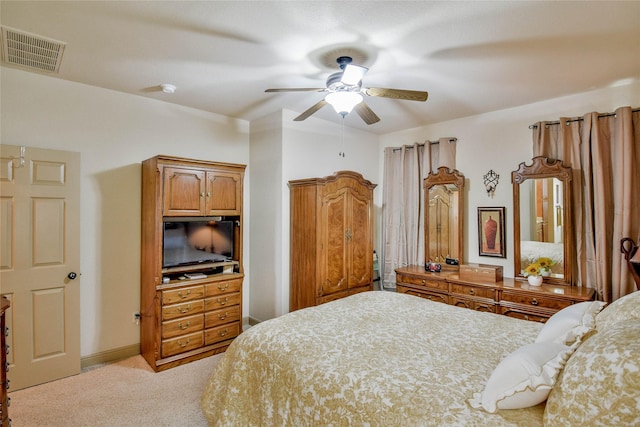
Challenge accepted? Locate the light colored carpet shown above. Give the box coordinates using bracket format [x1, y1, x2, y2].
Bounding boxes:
[8, 354, 223, 427]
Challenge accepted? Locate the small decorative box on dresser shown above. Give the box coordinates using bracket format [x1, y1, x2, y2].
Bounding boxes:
[1, 297, 9, 427]
[141, 155, 246, 372]
[395, 266, 595, 322]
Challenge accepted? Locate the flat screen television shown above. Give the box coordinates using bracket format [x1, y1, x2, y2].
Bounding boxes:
[163, 218, 234, 269]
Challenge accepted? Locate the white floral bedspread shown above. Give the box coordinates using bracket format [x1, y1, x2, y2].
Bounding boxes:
[201, 291, 545, 426]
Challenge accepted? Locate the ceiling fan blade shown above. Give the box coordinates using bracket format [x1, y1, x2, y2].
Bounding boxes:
[364, 87, 428, 102]
[265, 88, 325, 93]
[341, 64, 368, 85]
[354, 102, 380, 125]
[293, 100, 328, 121]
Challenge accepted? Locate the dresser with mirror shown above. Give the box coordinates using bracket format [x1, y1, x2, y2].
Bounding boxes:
[396, 159, 594, 322]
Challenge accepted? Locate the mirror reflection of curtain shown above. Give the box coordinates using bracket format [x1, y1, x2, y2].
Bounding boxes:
[532, 106, 640, 301]
[381, 138, 456, 289]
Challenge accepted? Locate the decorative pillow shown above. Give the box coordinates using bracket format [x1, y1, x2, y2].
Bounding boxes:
[469, 342, 573, 413]
[596, 290, 640, 331]
[535, 300, 605, 347]
[544, 320, 640, 426]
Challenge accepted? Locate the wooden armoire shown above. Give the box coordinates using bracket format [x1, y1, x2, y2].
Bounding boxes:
[289, 171, 376, 311]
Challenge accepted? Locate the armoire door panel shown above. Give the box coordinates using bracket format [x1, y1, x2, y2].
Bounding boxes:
[322, 191, 348, 294]
[348, 194, 372, 287]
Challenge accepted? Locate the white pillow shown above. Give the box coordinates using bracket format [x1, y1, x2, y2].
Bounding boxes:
[469, 342, 573, 413]
[596, 290, 640, 331]
[535, 301, 605, 347]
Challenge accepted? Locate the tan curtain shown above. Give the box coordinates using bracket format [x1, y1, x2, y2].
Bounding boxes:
[532, 106, 640, 301]
[381, 138, 456, 289]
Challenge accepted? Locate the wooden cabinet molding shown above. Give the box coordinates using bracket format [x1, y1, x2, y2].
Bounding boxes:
[395, 265, 595, 322]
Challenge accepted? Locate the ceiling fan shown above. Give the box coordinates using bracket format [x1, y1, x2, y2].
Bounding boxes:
[265, 56, 429, 125]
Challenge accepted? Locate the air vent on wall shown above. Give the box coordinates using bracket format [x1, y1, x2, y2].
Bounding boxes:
[1, 26, 66, 73]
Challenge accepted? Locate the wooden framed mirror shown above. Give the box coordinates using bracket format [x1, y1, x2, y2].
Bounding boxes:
[424, 167, 465, 270]
[512, 157, 573, 285]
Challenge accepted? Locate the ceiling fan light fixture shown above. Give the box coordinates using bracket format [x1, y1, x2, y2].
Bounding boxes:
[325, 92, 363, 116]
[341, 64, 368, 85]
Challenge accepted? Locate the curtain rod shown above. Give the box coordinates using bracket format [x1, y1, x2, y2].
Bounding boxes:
[528, 108, 640, 129]
[391, 138, 457, 152]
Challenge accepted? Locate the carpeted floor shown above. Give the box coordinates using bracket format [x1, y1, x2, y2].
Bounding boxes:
[7, 353, 224, 427]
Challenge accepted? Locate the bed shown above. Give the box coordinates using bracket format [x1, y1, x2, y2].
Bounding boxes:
[201, 290, 640, 426]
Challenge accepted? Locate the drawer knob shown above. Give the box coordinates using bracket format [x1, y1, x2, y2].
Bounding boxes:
[219, 328, 229, 337]
[469, 288, 475, 295]
[421, 280, 426, 285]
[531, 298, 539, 306]
[217, 282, 229, 291]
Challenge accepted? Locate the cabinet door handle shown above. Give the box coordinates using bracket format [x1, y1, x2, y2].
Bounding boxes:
[200, 192, 205, 198]
[178, 289, 191, 299]
[531, 298, 539, 306]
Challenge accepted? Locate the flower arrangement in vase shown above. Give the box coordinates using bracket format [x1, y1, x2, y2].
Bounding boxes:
[523, 257, 556, 286]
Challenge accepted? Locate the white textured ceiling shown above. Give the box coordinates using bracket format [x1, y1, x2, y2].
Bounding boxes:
[2, 1, 639, 134]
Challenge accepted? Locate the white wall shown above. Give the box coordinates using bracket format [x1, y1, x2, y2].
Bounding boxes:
[379, 80, 640, 278]
[249, 109, 380, 322]
[1, 67, 250, 357]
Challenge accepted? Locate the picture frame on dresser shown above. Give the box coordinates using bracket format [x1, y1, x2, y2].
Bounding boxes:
[478, 207, 506, 258]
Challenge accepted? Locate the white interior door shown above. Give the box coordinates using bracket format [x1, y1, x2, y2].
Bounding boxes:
[0, 144, 80, 390]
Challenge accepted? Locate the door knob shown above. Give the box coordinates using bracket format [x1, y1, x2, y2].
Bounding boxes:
[67, 272, 77, 280]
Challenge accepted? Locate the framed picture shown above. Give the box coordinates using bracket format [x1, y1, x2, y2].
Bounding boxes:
[478, 207, 506, 258]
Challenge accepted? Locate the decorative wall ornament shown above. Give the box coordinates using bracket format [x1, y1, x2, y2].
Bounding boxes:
[483, 169, 500, 197]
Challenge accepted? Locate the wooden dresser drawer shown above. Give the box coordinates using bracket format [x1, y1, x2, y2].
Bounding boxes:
[205, 278, 242, 296]
[500, 306, 552, 323]
[162, 300, 205, 321]
[162, 331, 204, 357]
[397, 285, 449, 304]
[162, 285, 205, 305]
[162, 314, 204, 339]
[450, 283, 495, 300]
[205, 306, 241, 328]
[205, 292, 241, 311]
[501, 291, 572, 311]
[205, 323, 240, 345]
[396, 273, 448, 292]
[451, 296, 496, 313]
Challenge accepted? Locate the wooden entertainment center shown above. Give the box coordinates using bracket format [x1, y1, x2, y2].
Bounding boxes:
[140, 155, 245, 372]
